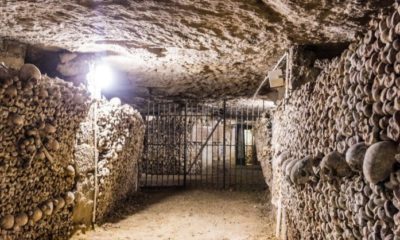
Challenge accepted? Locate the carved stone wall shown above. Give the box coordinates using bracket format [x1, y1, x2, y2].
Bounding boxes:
[0, 39, 26, 70]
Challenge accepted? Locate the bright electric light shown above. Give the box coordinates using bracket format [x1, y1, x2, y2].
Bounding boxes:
[87, 63, 114, 99]
[93, 64, 113, 90]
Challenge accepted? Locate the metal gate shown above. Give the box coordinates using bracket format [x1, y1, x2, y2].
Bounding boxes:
[140, 100, 267, 190]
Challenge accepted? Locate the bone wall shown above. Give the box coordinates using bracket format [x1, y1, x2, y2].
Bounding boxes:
[0, 64, 90, 239]
[254, 112, 273, 187]
[73, 98, 145, 225]
[269, 3, 400, 239]
[143, 113, 195, 175]
[96, 99, 145, 221]
[144, 115, 188, 175]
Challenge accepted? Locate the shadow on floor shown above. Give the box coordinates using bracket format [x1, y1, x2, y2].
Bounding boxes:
[101, 187, 189, 224]
[101, 186, 271, 225]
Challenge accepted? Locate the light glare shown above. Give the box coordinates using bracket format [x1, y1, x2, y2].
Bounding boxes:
[94, 64, 113, 90]
[87, 63, 114, 99]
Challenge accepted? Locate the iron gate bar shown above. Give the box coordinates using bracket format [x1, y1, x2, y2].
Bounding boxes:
[240, 105, 244, 184]
[145, 100, 149, 186]
[222, 100, 226, 189]
[158, 102, 161, 185]
[200, 102, 207, 186]
[153, 102, 157, 186]
[186, 117, 222, 174]
[193, 103, 196, 186]
[252, 104, 256, 184]
[247, 104, 251, 184]
[188, 102, 192, 185]
[216, 103, 220, 187]
[196, 102, 200, 187]
[245, 105, 249, 183]
[234, 104, 237, 186]
[212, 103, 215, 186]
[229, 104, 233, 187]
[161, 103, 165, 186]
[207, 104, 211, 185]
[203, 106, 209, 185]
[170, 103, 174, 186]
[211, 104, 215, 187]
[152, 102, 155, 185]
[172, 103, 176, 186]
[183, 102, 188, 187]
[175, 103, 181, 186]
[191, 104, 197, 185]
[151, 102, 155, 185]
[164, 103, 168, 186]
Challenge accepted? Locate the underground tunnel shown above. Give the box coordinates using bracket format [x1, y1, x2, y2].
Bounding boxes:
[1, 0, 400, 239]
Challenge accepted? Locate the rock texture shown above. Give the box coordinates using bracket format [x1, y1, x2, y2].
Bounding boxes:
[74, 98, 144, 226]
[0, 63, 90, 239]
[0, 0, 391, 99]
[260, 3, 400, 239]
[263, 0, 391, 42]
[0, 39, 26, 70]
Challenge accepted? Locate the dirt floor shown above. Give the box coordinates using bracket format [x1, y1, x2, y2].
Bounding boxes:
[71, 189, 277, 240]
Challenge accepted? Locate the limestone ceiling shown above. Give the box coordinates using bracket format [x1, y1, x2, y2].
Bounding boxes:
[0, 0, 392, 101]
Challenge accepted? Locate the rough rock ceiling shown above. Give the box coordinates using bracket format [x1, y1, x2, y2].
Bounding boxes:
[0, 0, 391, 100]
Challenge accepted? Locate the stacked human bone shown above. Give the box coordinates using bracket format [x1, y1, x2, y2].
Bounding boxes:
[73, 103, 96, 228]
[73, 98, 145, 227]
[254, 112, 273, 187]
[0, 64, 89, 239]
[271, 3, 400, 239]
[90, 99, 144, 222]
